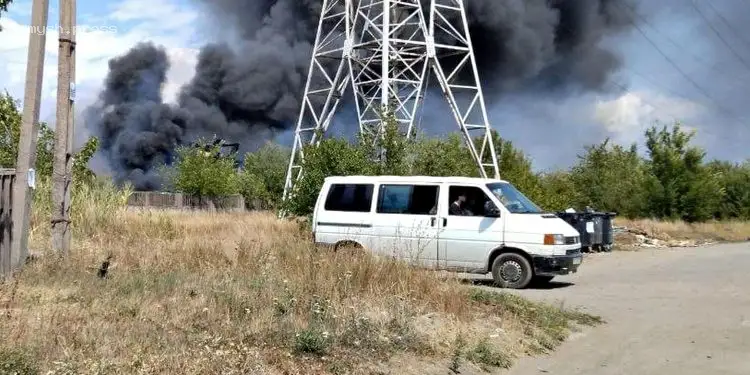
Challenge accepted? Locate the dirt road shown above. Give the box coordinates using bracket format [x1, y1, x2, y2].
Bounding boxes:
[499, 242, 750, 375]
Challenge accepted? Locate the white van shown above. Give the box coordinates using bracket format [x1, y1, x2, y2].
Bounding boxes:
[311, 176, 583, 289]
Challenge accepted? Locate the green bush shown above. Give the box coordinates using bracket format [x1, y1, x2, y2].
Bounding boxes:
[0, 91, 99, 183]
[242, 113, 750, 222]
[166, 139, 241, 198]
[241, 142, 290, 209]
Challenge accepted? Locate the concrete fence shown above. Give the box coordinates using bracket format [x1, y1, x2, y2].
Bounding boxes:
[1, 169, 16, 278]
[127, 191, 247, 212]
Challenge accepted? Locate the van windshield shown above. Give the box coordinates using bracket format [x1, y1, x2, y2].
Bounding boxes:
[486, 182, 543, 214]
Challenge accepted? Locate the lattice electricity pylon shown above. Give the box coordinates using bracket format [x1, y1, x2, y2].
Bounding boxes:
[281, 0, 500, 205]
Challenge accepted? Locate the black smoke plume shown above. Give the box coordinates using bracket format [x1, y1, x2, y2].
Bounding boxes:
[85, 0, 637, 190]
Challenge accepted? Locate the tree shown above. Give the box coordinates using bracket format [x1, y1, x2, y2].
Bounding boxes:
[0, 0, 12, 32]
[372, 108, 411, 176]
[281, 136, 374, 216]
[490, 131, 545, 205]
[241, 142, 290, 208]
[73, 136, 99, 184]
[0, 92, 22, 168]
[2, 92, 99, 184]
[536, 171, 578, 212]
[643, 122, 723, 222]
[168, 140, 241, 198]
[235, 105, 743, 223]
[570, 139, 648, 217]
[410, 133, 477, 177]
[34, 122, 55, 177]
[707, 160, 750, 220]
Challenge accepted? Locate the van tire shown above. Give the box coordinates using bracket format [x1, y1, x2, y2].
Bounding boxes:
[491, 253, 533, 289]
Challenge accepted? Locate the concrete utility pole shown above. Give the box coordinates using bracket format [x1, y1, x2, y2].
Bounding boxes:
[51, 0, 76, 255]
[11, 0, 50, 268]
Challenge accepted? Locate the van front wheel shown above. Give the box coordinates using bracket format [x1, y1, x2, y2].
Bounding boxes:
[491, 253, 533, 289]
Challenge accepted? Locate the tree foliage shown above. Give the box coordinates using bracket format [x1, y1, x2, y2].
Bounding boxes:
[240, 142, 290, 209]
[4, 89, 746, 223]
[642, 123, 723, 221]
[0, 92, 97, 182]
[0, 0, 12, 32]
[569, 139, 648, 218]
[167, 140, 241, 197]
[255, 111, 750, 222]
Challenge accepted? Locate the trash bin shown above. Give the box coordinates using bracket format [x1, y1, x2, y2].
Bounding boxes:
[556, 211, 593, 251]
[600, 212, 617, 252]
[556, 210, 618, 253]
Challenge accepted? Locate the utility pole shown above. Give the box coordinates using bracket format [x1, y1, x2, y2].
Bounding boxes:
[51, 0, 76, 255]
[11, 0, 50, 268]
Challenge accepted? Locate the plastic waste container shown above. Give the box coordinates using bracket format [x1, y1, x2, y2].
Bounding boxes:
[600, 212, 617, 252]
[556, 210, 617, 252]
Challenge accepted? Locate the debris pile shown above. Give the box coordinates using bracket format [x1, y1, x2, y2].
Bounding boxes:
[612, 226, 714, 249]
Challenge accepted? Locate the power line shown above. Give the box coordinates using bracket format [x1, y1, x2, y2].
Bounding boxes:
[620, 0, 750, 86]
[688, 0, 750, 71]
[628, 19, 733, 116]
[614, 2, 748, 125]
[702, 0, 750, 51]
[608, 1, 750, 143]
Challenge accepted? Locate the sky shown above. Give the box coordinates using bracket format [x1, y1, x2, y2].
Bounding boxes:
[0, 0, 748, 171]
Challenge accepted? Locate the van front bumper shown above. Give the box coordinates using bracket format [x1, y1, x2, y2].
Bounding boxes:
[532, 249, 583, 276]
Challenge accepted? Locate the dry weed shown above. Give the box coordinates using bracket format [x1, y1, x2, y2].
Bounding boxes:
[1, 194, 600, 374]
[615, 218, 750, 243]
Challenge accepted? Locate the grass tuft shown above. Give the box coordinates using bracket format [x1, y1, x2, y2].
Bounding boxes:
[0, 348, 38, 375]
[470, 289, 603, 356]
[466, 338, 513, 371]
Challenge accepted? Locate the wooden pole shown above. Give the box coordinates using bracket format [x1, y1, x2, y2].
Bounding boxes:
[51, 0, 76, 254]
[11, 0, 50, 269]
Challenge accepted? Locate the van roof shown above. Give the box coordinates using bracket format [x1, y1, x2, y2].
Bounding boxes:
[323, 175, 510, 185]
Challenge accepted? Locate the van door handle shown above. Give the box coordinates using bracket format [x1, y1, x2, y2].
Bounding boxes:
[442, 218, 447, 226]
[430, 217, 436, 227]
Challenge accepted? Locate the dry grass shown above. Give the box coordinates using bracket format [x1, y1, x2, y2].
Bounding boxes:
[614, 218, 750, 243]
[0, 183, 601, 374]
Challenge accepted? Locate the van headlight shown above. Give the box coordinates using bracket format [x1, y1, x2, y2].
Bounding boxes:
[543, 234, 565, 245]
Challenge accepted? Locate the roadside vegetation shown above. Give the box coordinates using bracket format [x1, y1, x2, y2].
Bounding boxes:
[151, 100, 749, 227]
[2, 91, 748, 226]
[0, 182, 602, 374]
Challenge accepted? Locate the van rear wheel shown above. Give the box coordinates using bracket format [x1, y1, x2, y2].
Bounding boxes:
[491, 253, 533, 289]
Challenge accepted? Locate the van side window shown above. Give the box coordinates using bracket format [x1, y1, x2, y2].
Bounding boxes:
[377, 184, 439, 215]
[448, 185, 497, 217]
[324, 184, 374, 212]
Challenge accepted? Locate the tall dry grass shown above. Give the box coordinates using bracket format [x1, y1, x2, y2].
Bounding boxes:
[614, 218, 750, 243]
[1, 182, 600, 374]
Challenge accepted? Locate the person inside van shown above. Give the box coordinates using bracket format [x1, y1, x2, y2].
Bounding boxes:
[450, 193, 468, 215]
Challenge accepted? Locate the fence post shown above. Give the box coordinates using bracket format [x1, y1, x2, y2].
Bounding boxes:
[237, 195, 245, 212]
[175, 193, 183, 209]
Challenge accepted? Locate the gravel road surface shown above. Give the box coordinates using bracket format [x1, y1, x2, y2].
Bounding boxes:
[497, 242, 750, 375]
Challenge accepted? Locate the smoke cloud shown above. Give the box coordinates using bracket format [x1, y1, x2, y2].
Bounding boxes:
[85, 0, 637, 190]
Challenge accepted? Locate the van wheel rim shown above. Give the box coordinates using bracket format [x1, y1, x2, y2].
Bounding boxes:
[500, 261, 522, 282]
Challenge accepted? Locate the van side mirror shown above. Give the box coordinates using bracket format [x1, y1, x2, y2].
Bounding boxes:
[485, 205, 501, 218]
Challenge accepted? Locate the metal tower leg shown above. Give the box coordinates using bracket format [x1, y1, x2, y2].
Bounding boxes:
[427, 0, 500, 179]
[282, 0, 351, 203]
